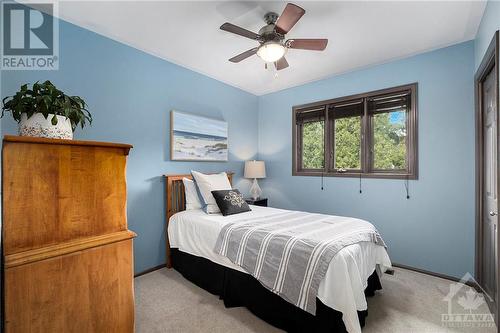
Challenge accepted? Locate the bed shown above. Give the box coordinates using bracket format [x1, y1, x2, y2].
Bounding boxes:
[164, 173, 392, 333]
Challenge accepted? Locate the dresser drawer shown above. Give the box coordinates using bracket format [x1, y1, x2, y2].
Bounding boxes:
[4, 240, 135, 333]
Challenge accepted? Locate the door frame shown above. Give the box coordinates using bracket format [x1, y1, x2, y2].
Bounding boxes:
[475, 30, 500, 323]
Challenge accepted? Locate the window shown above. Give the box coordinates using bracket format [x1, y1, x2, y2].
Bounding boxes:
[330, 100, 363, 171]
[293, 83, 418, 179]
[296, 107, 325, 170]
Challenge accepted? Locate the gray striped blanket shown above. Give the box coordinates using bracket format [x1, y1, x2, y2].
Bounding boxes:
[214, 210, 386, 314]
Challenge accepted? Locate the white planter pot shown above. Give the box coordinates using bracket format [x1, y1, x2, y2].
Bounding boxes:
[19, 113, 73, 140]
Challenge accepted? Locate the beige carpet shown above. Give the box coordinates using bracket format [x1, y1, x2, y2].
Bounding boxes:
[135, 267, 497, 333]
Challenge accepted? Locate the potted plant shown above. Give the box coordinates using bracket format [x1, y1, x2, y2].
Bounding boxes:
[1, 81, 92, 140]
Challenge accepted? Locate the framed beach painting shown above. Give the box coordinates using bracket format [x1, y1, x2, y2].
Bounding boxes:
[170, 111, 228, 161]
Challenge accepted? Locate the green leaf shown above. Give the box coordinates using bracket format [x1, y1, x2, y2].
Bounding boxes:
[1, 81, 92, 129]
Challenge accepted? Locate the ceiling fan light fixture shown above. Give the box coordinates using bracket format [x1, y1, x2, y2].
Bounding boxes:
[221, 3, 327, 71]
[257, 42, 286, 63]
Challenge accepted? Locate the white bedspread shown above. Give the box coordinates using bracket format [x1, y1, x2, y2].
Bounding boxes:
[168, 205, 392, 333]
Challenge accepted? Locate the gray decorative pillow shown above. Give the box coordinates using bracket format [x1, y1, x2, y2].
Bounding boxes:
[211, 189, 251, 216]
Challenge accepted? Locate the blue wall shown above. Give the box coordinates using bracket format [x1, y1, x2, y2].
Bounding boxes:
[0, 12, 481, 279]
[258, 41, 475, 279]
[0, 19, 259, 274]
[475, 0, 500, 68]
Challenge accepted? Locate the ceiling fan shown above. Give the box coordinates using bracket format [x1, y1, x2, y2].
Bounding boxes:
[220, 3, 328, 71]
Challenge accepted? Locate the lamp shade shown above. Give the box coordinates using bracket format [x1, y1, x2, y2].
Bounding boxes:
[244, 160, 266, 179]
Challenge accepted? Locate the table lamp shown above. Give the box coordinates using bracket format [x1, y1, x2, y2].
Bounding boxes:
[244, 160, 266, 200]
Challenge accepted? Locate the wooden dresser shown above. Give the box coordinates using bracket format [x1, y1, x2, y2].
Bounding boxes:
[2, 136, 136, 332]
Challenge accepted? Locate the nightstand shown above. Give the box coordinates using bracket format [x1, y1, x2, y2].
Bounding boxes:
[245, 197, 268, 207]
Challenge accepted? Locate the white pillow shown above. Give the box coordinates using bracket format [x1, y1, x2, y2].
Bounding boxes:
[191, 171, 232, 214]
[182, 178, 202, 210]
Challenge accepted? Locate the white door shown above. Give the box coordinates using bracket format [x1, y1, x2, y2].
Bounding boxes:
[482, 67, 498, 305]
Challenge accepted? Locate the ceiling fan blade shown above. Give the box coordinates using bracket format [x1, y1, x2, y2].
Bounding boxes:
[275, 3, 305, 35]
[275, 57, 289, 70]
[229, 47, 259, 63]
[286, 39, 328, 51]
[220, 22, 261, 41]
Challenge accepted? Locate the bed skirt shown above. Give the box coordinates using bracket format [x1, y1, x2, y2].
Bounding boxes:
[171, 248, 382, 333]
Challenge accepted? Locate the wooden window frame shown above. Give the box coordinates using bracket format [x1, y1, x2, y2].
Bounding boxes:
[292, 83, 418, 179]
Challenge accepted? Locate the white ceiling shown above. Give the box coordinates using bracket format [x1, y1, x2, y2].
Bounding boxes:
[52, 1, 486, 95]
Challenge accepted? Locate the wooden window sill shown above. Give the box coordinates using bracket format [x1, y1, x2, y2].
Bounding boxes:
[293, 171, 417, 180]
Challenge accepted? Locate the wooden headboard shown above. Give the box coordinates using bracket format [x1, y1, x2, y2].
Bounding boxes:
[163, 172, 234, 268]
